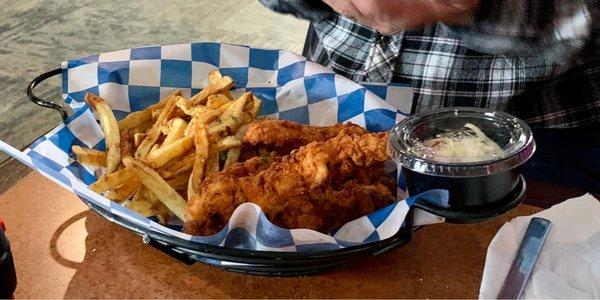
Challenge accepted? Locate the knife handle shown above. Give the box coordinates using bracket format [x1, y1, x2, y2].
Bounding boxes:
[497, 217, 552, 299]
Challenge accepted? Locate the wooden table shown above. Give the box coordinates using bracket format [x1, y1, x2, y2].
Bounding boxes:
[0, 172, 585, 298]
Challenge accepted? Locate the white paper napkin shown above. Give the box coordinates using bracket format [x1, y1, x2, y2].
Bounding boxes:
[479, 194, 600, 299]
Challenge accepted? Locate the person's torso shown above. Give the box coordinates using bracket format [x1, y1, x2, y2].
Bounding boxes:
[307, 15, 600, 128]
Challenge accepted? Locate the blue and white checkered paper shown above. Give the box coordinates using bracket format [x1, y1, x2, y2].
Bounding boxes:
[0, 42, 446, 252]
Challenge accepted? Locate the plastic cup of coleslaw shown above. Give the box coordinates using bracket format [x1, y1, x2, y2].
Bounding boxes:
[388, 107, 536, 222]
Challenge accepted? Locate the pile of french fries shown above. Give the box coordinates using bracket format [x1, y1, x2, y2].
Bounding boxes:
[72, 71, 261, 224]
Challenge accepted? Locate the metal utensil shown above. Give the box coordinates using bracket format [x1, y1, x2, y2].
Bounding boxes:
[497, 217, 552, 299]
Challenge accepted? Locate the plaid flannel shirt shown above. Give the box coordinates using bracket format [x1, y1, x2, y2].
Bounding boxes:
[261, 0, 600, 128]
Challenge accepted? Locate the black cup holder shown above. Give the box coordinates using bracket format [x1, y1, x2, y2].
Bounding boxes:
[412, 174, 526, 223]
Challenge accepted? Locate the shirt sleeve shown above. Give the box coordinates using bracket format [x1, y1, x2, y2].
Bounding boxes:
[258, 0, 335, 22]
[452, 0, 599, 62]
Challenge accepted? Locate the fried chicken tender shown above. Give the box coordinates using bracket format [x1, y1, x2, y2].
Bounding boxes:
[184, 132, 394, 236]
[242, 119, 367, 155]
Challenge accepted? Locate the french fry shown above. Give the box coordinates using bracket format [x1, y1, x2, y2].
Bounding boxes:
[131, 122, 152, 136]
[123, 186, 171, 223]
[123, 191, 155, 217]
[207, 94, 231, 109]
[162, 118, 188, 147]
[243, 97, 255, 112]
[250, 95, 262, 118]
[208, 92, 252, 135]
[205, 142, 220, 177]
[220, 90, 234, 100]
[133, 132, 145, 147]
[217, 136, 241, 152]
[118, 109, 152, 132]
[120, 90, 181, 131]
[188, 123, 209, 199]
[219, 92, 250, 120]
[151, 91, 180, 110]
[234, 123, 250, 140]
[166, 171, 192, 189]
[195, 109, 224, 125]
[104, 175, 141, 202]
[241, 112, 254, 125]
[189, 74, 234, 105]
[72, 145, 107, 167]
[122, 157, 187, 221]
[183, 109, 222, 137]
[218, 100, 234, 112]
[160, 118, 174, 135]
[153, 99, 189, 120]
[151, 108, 163, 120]
[149, 144, 160, 156]
[90, 167, 138, 193]
[207, 120, 220, 128]
[224, 147, 241, 168]
[184, 117, 197, 137]
[135, 92, 179, 159]
[139, 187, 172, 224]
[146, 136, 194, 168]
[176, 96, 208, 116]
[147, 90, 182, 119]
[85, 93, 121, 174]
[208, 70, 223, 84]
[175, 96, 193, 114]
[154, 208, 171, 224]
[169, 107, 189, 120]
[156, 152, 195, 179]
[208, 123, 232, 135]
[120, 129, 134, 158]
[208, 70, 235, 100]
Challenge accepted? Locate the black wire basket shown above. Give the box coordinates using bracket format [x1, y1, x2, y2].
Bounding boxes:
[26, 68, 417, 276]
[26, 69, 527, 276]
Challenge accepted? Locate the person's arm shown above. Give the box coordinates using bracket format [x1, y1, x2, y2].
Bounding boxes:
[258, 0, 335, 22]
[453, 0, 599, 62]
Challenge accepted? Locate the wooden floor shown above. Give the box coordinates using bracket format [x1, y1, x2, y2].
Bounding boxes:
[0, 0, 308, 190]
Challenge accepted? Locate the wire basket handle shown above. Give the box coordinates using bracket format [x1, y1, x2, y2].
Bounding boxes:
[27, 68, 68, 121]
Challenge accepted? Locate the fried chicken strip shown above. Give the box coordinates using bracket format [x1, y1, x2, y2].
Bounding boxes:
[184, 132, 394, 236]
[242, 119, 367, 155]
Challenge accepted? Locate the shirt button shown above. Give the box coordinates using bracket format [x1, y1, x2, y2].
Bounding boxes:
[379, 35, 391, 47]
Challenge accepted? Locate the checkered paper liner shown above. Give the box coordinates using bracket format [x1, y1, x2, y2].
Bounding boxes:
[0, 42, 447, 252]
